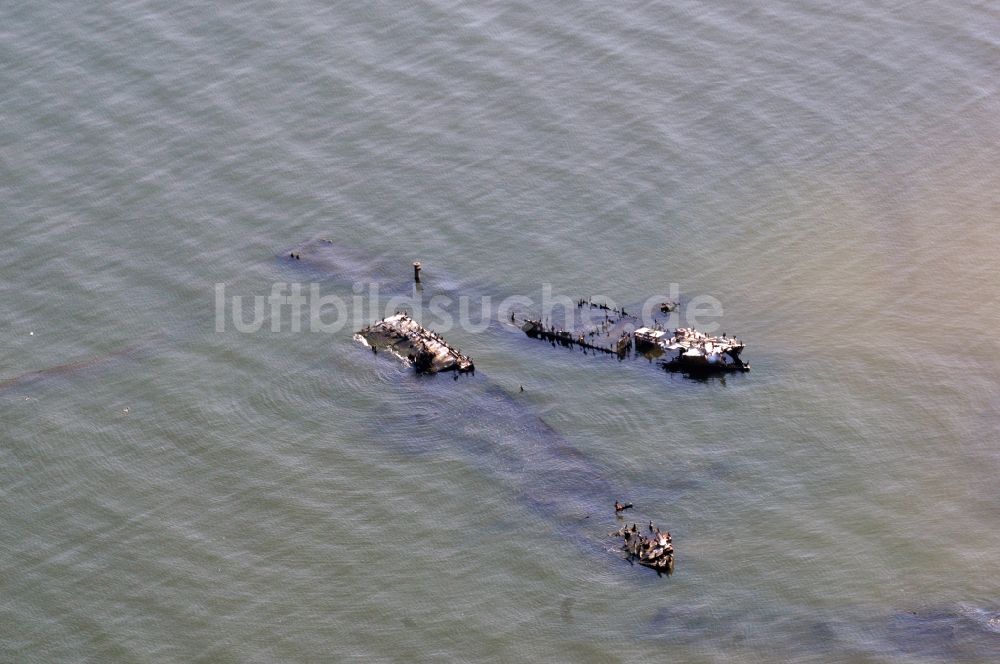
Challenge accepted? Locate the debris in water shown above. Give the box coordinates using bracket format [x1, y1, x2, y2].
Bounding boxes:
[636, 326, 749, 373]
[610, 521, 675, 573]
[615, 500, 634, 513]
[357, 313, 474, 374]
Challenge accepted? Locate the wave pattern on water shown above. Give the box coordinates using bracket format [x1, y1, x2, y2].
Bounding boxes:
[2, 0, 1000, 661]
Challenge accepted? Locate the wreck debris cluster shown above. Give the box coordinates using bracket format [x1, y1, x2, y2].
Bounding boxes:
[290, 249, 699, 576]
[520, 318, 633, 355]
[515, 300, 644, 356]
[357, 313, 474, 374]
[635, 326, 749, 372]
[514, 296, 750, 373]
[610, 521, 674, 573]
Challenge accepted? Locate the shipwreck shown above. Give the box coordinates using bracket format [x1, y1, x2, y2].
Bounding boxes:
[357, 313, 474, 374]
[515, 300, 640, 357]
[610, 522, 675, 573]
[635, 326, 749, 372]
[514, 298, 750, 374]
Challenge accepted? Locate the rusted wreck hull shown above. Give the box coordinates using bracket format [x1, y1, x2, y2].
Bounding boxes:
[611, 524, 675, 573]
[516, 299, 751, 374]
[517, 300, 639, 357]
[358, 313, 474, 374]
[521, 318, 632, 356]
[659, 327, 750, 373]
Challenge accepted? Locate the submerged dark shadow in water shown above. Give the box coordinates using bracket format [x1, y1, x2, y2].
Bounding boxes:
[883, 605, 1000, 661]
[645, 602, 1000, 661]
[0, 336, 158, 395]
[363, 367, 632, 557]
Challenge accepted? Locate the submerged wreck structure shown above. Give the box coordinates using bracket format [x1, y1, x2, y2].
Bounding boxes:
[357, 313, 474, 374]
[635, 326, 749, 373]
[516, 300, 641, 357]
[610, 522, 675, 573]
[515, 298, 750, 374]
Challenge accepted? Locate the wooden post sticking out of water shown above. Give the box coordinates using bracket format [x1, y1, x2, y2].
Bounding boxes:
[413, 261, 422, 283]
